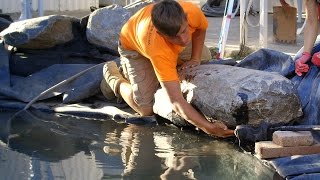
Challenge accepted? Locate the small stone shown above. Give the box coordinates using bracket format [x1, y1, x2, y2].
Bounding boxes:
[272, 131, 313, 147]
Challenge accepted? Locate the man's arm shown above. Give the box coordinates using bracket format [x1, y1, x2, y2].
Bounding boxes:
[179, 29, 207, 70]
[160, 80, 234, 138]
[191, 29, 207, 61]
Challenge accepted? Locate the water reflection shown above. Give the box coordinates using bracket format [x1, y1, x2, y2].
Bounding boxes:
[0, 110, 276, 179]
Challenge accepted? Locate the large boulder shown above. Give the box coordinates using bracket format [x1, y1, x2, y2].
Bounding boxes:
[0, 15, 78, 49]
[0, 17, 12, 32]
[86, 0, 154, 52]
[86, 4, 131, 52]
[153, 64, 302, 127]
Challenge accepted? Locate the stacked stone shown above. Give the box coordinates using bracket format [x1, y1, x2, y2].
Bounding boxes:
[255, 131, 320, 159]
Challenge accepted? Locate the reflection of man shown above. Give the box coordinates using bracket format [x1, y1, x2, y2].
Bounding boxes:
[160, 156, 200, 179]
[101, 0, 234, 137]
[280, 0, 320, 76]
[102, 125, 162, 177]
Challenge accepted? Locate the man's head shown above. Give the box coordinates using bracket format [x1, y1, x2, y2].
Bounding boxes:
[151, 0, 190, 46]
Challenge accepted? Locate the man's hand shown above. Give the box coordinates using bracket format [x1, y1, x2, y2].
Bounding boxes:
[311, 52, 320, 67]
[295, 52, 311, 76]
[178, 59, 200, 71]
[203, 121, 235, 138]
[160, 81, 234, 138]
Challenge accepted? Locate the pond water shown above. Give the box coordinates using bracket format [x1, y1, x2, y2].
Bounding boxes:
[0, 109, 277, 179]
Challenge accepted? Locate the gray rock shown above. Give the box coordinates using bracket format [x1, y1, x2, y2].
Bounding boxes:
[0, 17, 12, 32]
[86, 4, 131, 52]
[124, 0, 154, 15]
[153, 64, 302, 127]
[86, 0, 154, 51]
[100, 0, 127, 7]
[0, 15, 78, 49]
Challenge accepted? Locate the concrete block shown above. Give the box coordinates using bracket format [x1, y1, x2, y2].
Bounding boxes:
[255, 141, 320, 159]
[272, 131, 314, 147]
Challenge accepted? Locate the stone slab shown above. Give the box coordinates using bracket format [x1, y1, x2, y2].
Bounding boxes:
[255, 141, 320, 159]
[272, 131, 314, 147]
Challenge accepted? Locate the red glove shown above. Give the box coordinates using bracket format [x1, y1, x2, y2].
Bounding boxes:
[311, 51, 320, 67]
[295, 52, 311, 76]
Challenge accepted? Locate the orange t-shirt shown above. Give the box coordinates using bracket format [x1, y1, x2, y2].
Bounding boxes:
[120, 1, 208, 82]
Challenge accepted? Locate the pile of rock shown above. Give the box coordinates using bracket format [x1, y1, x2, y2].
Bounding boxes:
[0, 0, 153, 51]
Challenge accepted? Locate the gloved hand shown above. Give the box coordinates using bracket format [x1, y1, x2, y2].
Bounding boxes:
[311, 51, 320, 67]
[295, 52, 311, 76]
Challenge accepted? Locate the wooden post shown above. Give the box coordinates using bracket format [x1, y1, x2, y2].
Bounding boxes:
[240, 0, 248, 48]
[38, 0, 44, 17]
[19, 0, 32, 20]
[297, 0, 303, 23]
[259, 0, 268, 48]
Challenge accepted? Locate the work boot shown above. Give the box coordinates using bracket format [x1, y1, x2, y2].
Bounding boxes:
[100, 61, 126, 100]
[100, 78, 115, 100]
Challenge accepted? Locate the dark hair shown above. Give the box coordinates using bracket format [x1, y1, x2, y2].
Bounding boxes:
[151, 0, 187, 37]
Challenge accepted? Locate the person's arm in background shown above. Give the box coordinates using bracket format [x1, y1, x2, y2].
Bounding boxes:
[303, 0, 318, 56]
[308, 2, 320, 67]
[160, 80, 235, 138]
[294, 0, 319, 76]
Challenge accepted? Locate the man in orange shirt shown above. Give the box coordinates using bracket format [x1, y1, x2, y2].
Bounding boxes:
[101, 0, 234, 137]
